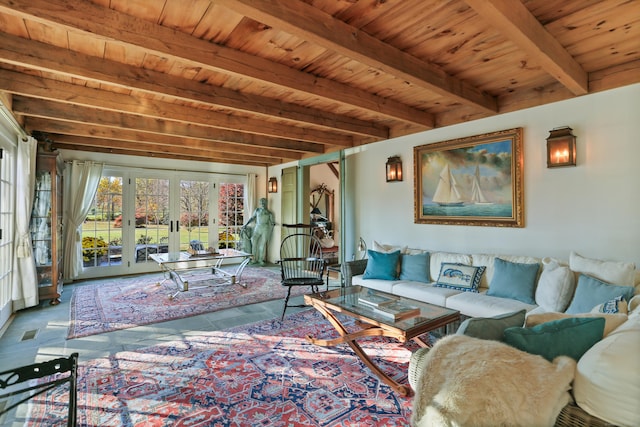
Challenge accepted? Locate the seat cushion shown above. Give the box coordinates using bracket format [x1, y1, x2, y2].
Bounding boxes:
[352, 275, 396, 294]
[392, 282, 460, 307]
[445, 291, 537, 318]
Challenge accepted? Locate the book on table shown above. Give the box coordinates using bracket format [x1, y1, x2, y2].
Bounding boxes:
[371, 301, 421, 322]
[357, 291, 398, 308]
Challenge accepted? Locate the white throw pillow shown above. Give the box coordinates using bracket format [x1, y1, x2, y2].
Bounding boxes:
[535, 258, 575, 312]
[573, 314, 640, 427]
[372, 240, 407, 254]
[570, 251, 636, 286]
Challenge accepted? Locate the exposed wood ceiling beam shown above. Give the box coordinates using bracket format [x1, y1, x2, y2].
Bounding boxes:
[0, 31, 388, 139]
[464, 0, 588, 95]
[0, 0, 435, 128]
[43, 134, 282, 165]
[0, 69, 336, 150]
[24, 118, 301, 164]
[216, 0, 499, 114]
[13, 96, 325, 155]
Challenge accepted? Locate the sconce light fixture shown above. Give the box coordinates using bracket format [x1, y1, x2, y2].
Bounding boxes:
[386, 155, 403, 182]
[546, 127, 576, 168]
[268, 176, 278, 193]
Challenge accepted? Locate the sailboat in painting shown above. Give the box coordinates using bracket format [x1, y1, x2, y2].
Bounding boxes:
[470, 165, 493, 205]
[432, 164, 465, 206]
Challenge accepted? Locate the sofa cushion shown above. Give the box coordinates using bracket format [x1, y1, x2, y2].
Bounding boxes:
[392, 282, 460, 307]
[535, 258, 575, 312]
[352, 276, 396, 294]
[456, 309, 526, 341]
[434, 263, 485, 292]
[372, 240, 407, 254]
[445, 291, 536, 318]
[573, 312, 640, 427]
[486, 258, 539, 304]
[570, 251, 636, 286]
[565, 274, 636, 314]
[591, 295, 628, 314]
[429, 252, 471, 286]
[399, 252, 430, 283]
[472, 253, 541, 290]
[525, 312, 627, 337]
[503, 317, 605, 362]
[362, 249, 400, 280]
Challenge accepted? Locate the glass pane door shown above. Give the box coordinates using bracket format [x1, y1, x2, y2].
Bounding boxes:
[179, 179, 211, 251]
[134, 177, 170, 264]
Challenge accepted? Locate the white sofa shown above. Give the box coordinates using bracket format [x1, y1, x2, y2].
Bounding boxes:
[343, 245, 640, 319]
[343, 244, 640, 426]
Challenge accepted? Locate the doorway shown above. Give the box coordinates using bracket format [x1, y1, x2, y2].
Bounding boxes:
[78, 167, 246, 279]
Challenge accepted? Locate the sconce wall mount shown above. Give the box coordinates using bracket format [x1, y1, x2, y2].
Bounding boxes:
[268, 176, 278, 193]
[546, 127, 576, 168]
[386, 155, 403, 182]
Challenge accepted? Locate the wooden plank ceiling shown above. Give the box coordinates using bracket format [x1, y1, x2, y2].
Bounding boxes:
[0, 0, 638, 166]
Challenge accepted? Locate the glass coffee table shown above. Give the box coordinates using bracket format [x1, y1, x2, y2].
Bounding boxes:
[304, 285, 460, 396]
[150, 249, 252, 299]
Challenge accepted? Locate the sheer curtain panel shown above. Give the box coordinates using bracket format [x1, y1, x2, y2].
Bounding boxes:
[11, 136, 38, 310]
[63, 161, 103, 280]
[245, 173, 257, 223]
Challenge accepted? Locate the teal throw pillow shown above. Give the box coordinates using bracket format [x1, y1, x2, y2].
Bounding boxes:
[486, 258, 540, 304]
[565, 274, 635, 314]
[362, 250, 401, 280]
[503, 317, 605, 361]
[434, 263, 485, 292]
[456, 309, 526, 341]
[399, 252, 430, 283]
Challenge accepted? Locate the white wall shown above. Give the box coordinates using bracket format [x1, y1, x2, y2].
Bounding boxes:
[344, 84, 640, 267]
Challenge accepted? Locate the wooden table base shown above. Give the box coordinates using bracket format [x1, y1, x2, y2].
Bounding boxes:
[306, 302, 423, 397]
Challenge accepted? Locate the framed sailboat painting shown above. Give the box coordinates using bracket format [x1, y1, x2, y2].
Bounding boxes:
[414, 127, 524, 227]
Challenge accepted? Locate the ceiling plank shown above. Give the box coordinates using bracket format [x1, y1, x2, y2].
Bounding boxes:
[217, 0, 498, 114]
[0, 31, 388, 139]
[0, 69, 338, 149]
[464, 0, 588, 95]
[0, 0, 435, 127]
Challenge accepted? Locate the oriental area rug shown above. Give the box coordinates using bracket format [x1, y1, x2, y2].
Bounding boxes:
[67, 266, 305, 339]
[29, 309, 415, 426]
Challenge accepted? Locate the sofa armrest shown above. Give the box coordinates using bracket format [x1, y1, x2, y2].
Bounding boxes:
[342, 259, 368, 287]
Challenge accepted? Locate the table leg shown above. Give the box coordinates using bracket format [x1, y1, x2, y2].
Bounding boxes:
[307, 303, 413, 397]
[212, 256, 251, 288]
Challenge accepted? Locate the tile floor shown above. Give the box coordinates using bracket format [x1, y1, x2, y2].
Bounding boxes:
[0, 268, 330, 426]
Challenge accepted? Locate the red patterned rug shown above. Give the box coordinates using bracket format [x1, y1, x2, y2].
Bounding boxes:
[29, 309, 417, 426]
[67, 266, 306, 339]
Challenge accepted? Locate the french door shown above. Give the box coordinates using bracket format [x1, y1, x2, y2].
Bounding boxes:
[79, 168, 244, 279]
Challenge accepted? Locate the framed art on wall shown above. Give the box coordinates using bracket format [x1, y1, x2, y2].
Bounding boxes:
[414, 127, 524, 227]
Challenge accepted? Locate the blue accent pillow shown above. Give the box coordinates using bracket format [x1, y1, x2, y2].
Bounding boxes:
[434, 263, 485, 292]
[565, 274, 636, 314]
[457, 309, 526, 341]
[399, 252, 430, 283]
[503, 317, 605, 362]
[486, 258, 540, 304]
[362, 250, 401, 280]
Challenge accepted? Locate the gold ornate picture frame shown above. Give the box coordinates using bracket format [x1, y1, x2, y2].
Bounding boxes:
[414, 127, 524, 227]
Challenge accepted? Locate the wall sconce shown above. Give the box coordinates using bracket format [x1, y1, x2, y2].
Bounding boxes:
[268, 176, 278, 193]
[546, 127, 576, 168]
[386, 156, 403, 182]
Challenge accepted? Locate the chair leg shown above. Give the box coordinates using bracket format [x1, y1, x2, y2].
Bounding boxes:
[281, 286, 293, 320]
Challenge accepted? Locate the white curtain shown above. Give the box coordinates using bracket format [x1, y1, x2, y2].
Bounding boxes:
[62, 161, 103, 280]
[12, 136, 38, 310]
[245, 173, 257, 222]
